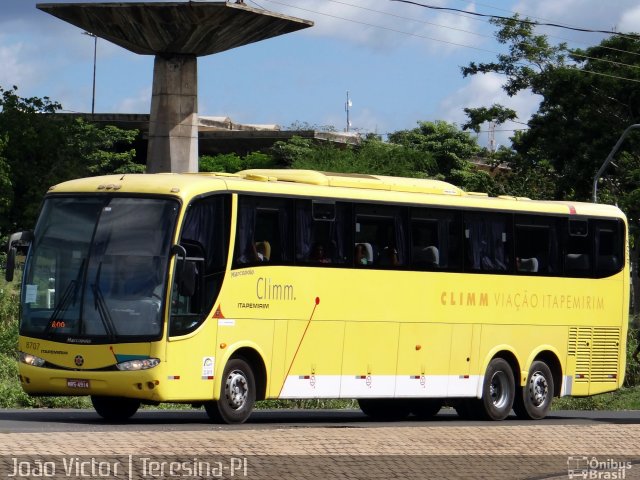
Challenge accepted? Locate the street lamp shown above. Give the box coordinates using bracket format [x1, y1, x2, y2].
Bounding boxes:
[82, 31, 97, 116]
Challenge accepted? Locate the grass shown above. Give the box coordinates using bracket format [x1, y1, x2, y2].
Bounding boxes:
[553, 386, 640, 411]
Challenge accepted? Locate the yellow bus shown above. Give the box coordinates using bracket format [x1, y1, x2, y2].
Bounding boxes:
[7, 169, 629, 423]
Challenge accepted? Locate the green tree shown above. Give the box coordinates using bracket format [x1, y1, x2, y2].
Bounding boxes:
[270, 136, 316, 166]
[462, 104, 517, 133]
[271, 135, 435, 179]
[388, 120, 499, 193]
[199, 151, 278, 173]
[0, 137, 12, 223]
[462, 17, 640, 202]
[0, 86, 140, 233]
[200, 153, 244, 173]
[79, 123, 142, 175]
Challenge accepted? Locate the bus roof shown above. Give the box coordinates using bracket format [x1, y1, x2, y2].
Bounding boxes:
[47, 170, 625, 219]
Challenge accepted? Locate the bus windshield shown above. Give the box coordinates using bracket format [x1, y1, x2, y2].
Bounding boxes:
[20, 196, 179, 342]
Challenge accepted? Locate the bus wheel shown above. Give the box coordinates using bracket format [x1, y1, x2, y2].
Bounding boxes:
[357, 399, 411, 421]
[205, 357, 256, 424]
[410, 399, 442, 419]
[91, 396, 140, 422]
[479, 358, 515, 421]
[513, 361, 554, 420]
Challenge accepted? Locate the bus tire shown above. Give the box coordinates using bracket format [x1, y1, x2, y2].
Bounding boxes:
[410, 399, 443, 419]
[205, 357, 256, 424]
[357, 399, 411, 421]
[479, 358, 515, 421]
[91, 396, 140, 422]
[513, 360, 554, 420]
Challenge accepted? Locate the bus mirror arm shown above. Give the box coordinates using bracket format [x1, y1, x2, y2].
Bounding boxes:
[179, 262, 197, 297]
[171, 244, 196, 297]
[5, 231, 34, 282]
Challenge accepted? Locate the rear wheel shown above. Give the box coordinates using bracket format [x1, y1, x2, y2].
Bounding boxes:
[479, 358, 515, 420]
[205, 357, 256, 424]
[358, 399, 411, 421]
[513, 360, 554, 420]
[91, 396, 140, 422]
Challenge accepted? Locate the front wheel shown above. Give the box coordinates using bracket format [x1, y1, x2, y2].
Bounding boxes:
[91, 396, 140, 422]
[513, 360, 554, 420]
[205, 357, 256, 424]
[479, 358, 515, 421]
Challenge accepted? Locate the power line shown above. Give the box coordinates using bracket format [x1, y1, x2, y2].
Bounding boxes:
[425, 0, 640, 58]
[391, 0, 640, 58]
[449, 0, 611, 34]
[391, 0, 640, 40]
[263, 0, 640, 82]
[320, 0, 640, 69]
[322, 0, 491, 41]
[263, 0, 500, 55]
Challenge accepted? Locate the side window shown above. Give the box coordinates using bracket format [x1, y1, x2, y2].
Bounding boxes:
[594, 219, 624, 278]
[170, 195, 230, 337]
[464, 211, 512, 273]
[410, 208, 462, 271]
[295, 200, 350, 266]
[514, 215, 562, 275]
[565, 219, 591, 276]
[233, 196, 293, 267]
[354, 204, 406, 268]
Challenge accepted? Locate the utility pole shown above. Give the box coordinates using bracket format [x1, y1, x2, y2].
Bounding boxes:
[345, 91, 352, 132]
[488, 121, 496, 153]
[82, 31, 97, 116]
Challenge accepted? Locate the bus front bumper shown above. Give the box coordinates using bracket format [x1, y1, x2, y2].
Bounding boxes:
[18, 363, 167, 401]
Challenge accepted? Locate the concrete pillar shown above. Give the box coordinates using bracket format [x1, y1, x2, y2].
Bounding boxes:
[147, 54, 198, 173]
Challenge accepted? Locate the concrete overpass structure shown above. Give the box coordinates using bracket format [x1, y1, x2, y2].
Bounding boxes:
[37, 2, 313, 173]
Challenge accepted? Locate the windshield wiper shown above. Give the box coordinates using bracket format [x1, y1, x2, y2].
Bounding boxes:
[92, 261, 118, 339]
[44, 259, 85, 337]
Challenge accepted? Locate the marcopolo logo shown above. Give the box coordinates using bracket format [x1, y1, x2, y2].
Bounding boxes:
[567, 456, 632, 479]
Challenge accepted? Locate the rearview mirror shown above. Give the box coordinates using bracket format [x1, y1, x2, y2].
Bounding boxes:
[5, 231, 33, 282]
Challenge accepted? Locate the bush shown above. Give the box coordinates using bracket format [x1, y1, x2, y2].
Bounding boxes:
[625, 328, 640, 387]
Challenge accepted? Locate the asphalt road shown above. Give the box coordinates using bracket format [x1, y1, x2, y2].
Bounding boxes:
[0, 407, 638, 432]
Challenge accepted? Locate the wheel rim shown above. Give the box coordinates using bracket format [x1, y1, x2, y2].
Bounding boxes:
[225, 369, 248, 410]
[489, 371, 510, 409]
[528, 371, 549, 407]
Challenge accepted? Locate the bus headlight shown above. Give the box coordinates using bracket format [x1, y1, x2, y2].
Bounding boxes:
[116, 358, 160, 371]
[19, 352, 46, 367]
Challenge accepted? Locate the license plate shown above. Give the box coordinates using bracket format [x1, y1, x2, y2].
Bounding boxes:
[67, 379, 90, 389]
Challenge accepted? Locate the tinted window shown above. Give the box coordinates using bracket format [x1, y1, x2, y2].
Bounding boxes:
[410, 208, 462, 271]
[464, 212, 512, 272]
[295, 200, 350, 266]
[594, 219, 624, 277]
[565, 219, 591, 276]
[514, 215, 562, 275]
[233, 196, 293, 267]
[354, 204, 406, 268]
[170, 195, 230, 336]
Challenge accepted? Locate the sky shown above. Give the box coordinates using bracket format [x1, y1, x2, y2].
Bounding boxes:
[1, 0, 640, 148]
